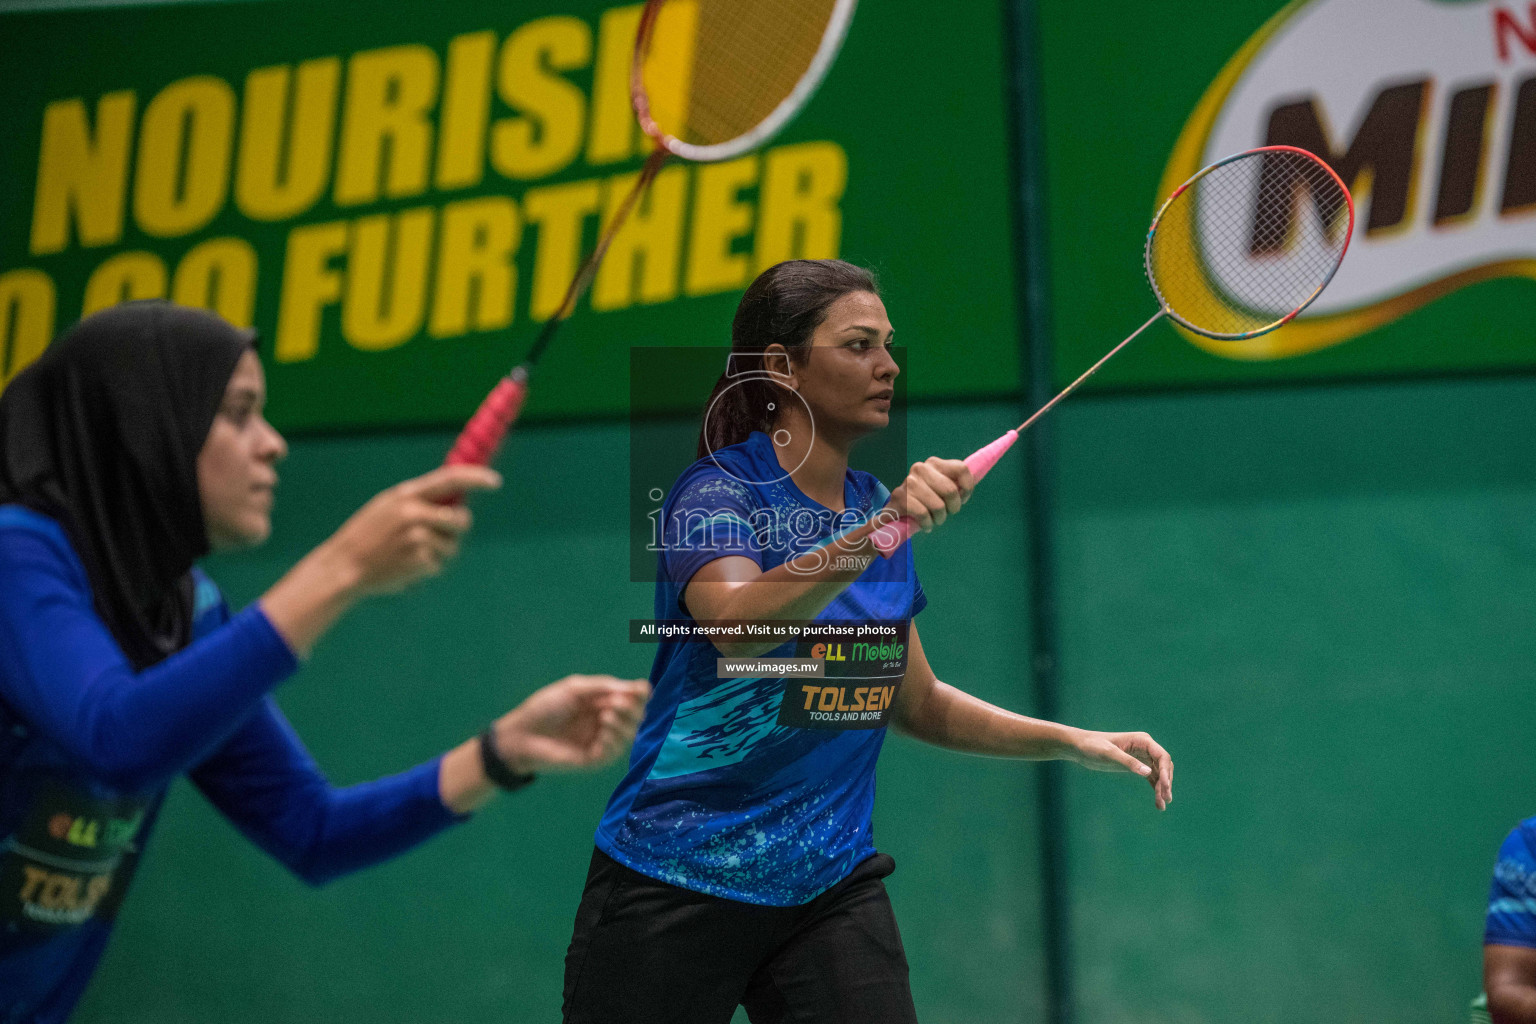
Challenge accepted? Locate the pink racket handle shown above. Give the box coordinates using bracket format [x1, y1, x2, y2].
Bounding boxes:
[870, 429, 1019, 558]
[443, 366, 529, 469]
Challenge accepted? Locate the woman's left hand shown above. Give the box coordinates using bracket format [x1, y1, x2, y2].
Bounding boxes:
[1068, 730, 1173, 811]
[492, 675, 651, 774]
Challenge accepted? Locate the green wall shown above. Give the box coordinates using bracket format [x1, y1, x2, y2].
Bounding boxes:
[70, 374, 1536, 1024]
[1054, 376, 1536, 1023]
[71, 402, 1050, 1024]
[68, 373, 1536, 1024]
[65, 375, 1536, 1024]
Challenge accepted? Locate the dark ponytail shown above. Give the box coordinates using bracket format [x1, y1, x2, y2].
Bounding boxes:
[696, 259, 878, 458]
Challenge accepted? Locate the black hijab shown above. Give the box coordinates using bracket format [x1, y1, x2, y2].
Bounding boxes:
[0, 302, 254, 670]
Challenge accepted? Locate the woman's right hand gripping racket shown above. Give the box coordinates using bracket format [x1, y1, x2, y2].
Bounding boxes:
[442, 0, 861, 477]
[871, 145, 1356, 555]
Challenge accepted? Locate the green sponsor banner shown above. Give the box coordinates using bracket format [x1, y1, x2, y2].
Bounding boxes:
[1037, 0, 1536, 392]
[0, 0, 1019, 432]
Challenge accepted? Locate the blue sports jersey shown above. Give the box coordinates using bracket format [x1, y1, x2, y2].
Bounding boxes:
[1487, 817, 1536, 948]
[0, 506, 462, 1023]
[597, 432, 925, 906]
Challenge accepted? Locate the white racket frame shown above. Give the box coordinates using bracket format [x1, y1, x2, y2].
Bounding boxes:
[631, 0, 860, 163]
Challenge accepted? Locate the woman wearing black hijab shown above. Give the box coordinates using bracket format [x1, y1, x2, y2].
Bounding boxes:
[0, 302, 650, 1023]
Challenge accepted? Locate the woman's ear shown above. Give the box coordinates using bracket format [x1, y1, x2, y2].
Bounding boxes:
[763, 343, 796, 390]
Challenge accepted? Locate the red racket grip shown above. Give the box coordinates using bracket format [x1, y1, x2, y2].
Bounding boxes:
[443, 368, 528, 471]
[870, 429, 1020, 558]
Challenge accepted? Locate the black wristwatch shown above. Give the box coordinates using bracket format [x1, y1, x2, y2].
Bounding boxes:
[478, 726, 537, 792]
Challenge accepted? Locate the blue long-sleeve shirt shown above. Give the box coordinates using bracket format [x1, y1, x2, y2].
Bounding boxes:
[0, 505, 465, 1023]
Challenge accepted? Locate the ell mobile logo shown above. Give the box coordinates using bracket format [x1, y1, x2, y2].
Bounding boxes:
[1162, 0, 1536, 360]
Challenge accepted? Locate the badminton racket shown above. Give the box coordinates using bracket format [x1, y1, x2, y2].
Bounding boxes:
[872, 145, 1355, 555]
[443, 0, 861, 471]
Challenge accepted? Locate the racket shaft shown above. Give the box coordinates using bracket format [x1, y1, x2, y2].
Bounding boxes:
[1017, 310, 1163, 434]
[538, 148, 668, 343]
[442, 151, 664, 492]
[445, 371, 528, 469]
[871, 430, 1019, 557]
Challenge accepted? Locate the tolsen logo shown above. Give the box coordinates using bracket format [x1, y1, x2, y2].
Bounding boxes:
[1, 789, 147, 935]
[795, 682, 896, 718]
[1163, 0, 1536, 360]
[15, 867, 113, 926]
[779, 623, 908, 730]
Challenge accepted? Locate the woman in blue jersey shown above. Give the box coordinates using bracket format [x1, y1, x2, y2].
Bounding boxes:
[0, 302, 649, 1024]
[563, 260, 1173, 1024]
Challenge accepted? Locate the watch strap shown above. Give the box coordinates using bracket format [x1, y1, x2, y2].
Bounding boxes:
[478, 726, 537, 792]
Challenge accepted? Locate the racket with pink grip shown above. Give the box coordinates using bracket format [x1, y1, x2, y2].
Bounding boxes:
[438, 0, 860, 495]
[870, 429, 1019, 557]
[436, 368, 529, 506]
[870, 148, 1353, 556]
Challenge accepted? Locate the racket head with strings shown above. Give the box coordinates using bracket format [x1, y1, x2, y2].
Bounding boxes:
[631, 0, 858, 162]
[1146, 145, 1354, 340]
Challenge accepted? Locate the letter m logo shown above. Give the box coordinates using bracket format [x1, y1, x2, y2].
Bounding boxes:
[1263, 81, 1428, 235]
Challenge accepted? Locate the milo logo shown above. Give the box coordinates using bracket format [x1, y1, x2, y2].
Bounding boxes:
[1164, 0, 1536, 359]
